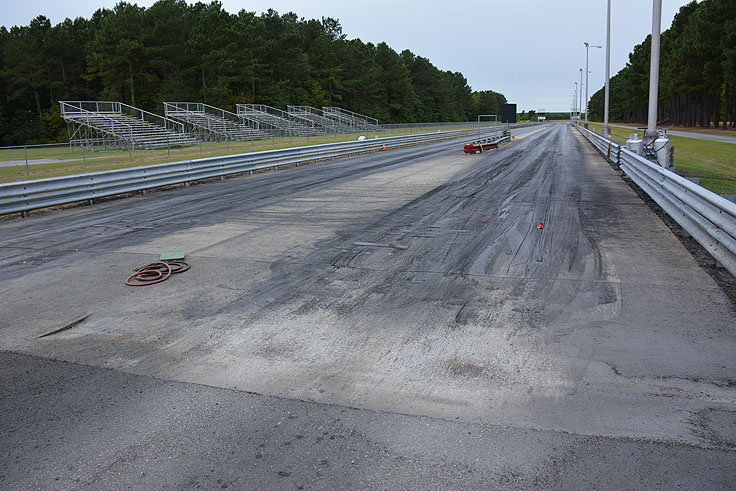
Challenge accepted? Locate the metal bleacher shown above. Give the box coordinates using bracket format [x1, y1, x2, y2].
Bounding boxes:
[59, 101, 381, 150]
[234, 104, 379, 136]
[287, 105, 344, 133]
[164, 102, 267, 142]
[236, 104, 320, 137]
[60, 101, 198, 150]
[322, 107, 379, 131]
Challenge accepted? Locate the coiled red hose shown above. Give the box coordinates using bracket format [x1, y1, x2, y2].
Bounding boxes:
[125, 261, 189, 286]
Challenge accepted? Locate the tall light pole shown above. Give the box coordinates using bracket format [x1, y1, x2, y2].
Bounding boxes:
[646, 0, 662, 142]
[584, 42, 602, 128]
[645, 0, 671, 168]
[579, 68, 584, 119]
[603, 0, 612, 137]
[574, 81, 579, 120]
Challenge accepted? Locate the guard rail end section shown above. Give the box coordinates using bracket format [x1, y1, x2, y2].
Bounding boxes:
[572, 122, 736, 277]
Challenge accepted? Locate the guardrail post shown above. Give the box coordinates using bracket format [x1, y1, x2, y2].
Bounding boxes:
[82, 143, 86, 170]
[24, 145, 29, 176]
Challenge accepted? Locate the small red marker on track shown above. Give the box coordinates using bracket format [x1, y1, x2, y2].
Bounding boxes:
[537, 222, 544, 230]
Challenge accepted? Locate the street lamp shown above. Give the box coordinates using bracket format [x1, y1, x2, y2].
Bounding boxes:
[579, 68, 584, 120]
[584, 42, 602, 128]
[646, 0, 662, 142]
[603, 0, 611, 137]
[645, 0, 672, 168]
[574, 82, 578, 120]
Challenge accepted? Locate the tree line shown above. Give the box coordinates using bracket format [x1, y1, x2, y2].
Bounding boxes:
[589, 0, 736, 128]
[0, 0, 507, 145]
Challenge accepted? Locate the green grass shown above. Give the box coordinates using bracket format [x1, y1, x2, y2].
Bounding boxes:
[0, 125, 480, 184]
[588, 123, 736, 195]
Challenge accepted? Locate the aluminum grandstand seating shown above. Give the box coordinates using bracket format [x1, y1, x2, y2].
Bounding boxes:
[287, 105, 346, 132]
[236, 104, 320, 136]
[60, 101, 198, 149]
[164, 102, 267, 142]
[322, 107, 379, 130]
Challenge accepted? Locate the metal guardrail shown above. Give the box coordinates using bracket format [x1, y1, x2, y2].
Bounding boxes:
[573, 122, 736, 276]
[0, 128, 490, 217]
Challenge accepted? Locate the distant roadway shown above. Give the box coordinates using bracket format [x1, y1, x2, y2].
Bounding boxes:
[1, 123, 734, 489]
[604, 122, 736, 144]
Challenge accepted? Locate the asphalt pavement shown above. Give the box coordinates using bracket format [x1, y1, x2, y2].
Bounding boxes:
[1, 123, 734, 489]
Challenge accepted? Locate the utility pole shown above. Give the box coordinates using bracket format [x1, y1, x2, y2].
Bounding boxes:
[574, 82, 579, 120]
[645, 0, 672, 168]
[584, 42, 602, 128]
[646, 0, 662, 142]
[579, 68, 584, 121]
[603, 0, 612, 137]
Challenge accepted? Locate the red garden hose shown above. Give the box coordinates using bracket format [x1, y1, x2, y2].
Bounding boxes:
[125, 261, 189, 286]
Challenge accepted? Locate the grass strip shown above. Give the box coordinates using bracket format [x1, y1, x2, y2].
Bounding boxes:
[587, 123, 736, 195]
[0, 126, 483, 184]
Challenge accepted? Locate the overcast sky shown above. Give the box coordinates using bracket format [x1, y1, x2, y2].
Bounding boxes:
[2, 0, 693, 112]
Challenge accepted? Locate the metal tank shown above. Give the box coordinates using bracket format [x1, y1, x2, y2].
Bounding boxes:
[626, 133, 644, 156]
[653, 136, 672, 169]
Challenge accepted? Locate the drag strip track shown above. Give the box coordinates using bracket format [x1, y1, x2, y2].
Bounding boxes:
[1, 123, 734, 488]
[0, 129, 532, 279]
